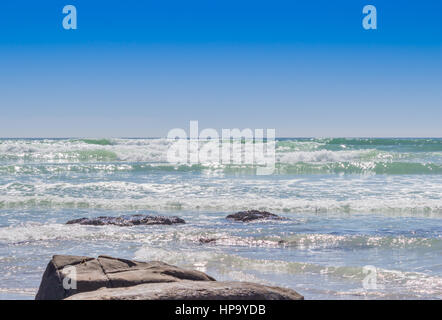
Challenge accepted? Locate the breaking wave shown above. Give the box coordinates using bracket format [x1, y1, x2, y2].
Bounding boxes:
[0, 138, 440, 176]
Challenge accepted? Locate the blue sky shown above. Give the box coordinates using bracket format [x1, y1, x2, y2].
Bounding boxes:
[0, 0, 440, 137]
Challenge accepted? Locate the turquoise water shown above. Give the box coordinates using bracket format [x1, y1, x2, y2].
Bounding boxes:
[0, 138, 441, 299]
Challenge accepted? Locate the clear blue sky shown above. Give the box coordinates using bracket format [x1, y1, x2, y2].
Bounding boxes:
[0, 0, 440, 137]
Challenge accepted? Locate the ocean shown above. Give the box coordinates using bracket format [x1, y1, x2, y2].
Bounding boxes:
[0, 137, 441, 299]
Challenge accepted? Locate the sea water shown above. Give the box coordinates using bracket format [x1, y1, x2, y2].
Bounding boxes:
[0, 138, 441, 299]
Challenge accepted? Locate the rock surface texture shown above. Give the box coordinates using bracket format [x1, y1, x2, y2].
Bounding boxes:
[66, 280, 304, 300]
[66, 214, 185, 226]
[35, 255, 213, 300]
[35, 255, 303, 300]
[226, 210, 285, 222]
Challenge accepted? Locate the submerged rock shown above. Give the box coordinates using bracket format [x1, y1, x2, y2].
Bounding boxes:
[226, 210, 284, 222]
[35, 255, 214, 300]
[66, 214, 185, 226]
[198, 237, 217, 244]
[66, 280, 304, 300]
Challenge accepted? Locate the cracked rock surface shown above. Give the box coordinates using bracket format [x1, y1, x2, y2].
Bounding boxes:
[35, 255, 303, 300]
[35, 255, 213, 300]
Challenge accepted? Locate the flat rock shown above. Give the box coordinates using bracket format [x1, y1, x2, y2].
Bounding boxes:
[66, 214, 185, 226]
[226, 210, 284, 222]
[35, 255, 213, 300]
[65, 280, 303, 300]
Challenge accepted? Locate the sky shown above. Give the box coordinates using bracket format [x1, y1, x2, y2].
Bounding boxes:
[0, 0, 440, 138]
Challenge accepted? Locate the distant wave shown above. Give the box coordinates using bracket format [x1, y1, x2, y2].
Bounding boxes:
[320, 137, 442, 149]
[0, 161, 441, 175]
[0, 138, 441, 175]
[79, 138, 114, 146]
[276, 162, 442, 175]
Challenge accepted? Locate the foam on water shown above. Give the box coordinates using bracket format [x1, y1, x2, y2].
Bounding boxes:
[0, 138, 441, 172]
[1, 221, 441, 250]
[0, 174, 441, 214]
[133, 246, 442, 299]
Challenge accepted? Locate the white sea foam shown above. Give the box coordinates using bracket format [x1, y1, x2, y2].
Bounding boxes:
[1, 222, 439, 250]
[133, 246, 442, 299]
[0, 175, 441, 214]
[0, 138, 441, 166]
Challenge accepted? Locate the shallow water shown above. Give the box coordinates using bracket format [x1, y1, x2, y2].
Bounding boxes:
[0, 138, 441, 299]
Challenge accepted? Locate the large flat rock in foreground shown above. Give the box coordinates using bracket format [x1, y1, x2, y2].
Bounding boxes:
[35, 255, 303, 300]
[66, 280, 303, 300]
[35, 255, 213, 300]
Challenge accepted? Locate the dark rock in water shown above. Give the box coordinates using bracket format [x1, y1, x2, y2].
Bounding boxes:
[66, 214, 185, 226]
[66, 280, 304, 300]
[226, 210, 284, 222]
[35, 255, 214, 300]
[199, 237, 217, 244]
